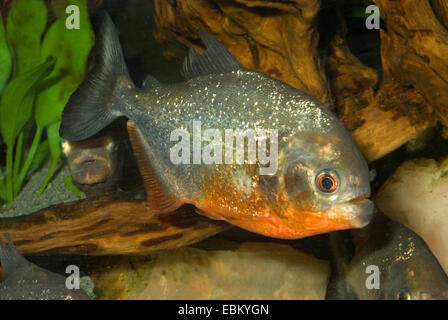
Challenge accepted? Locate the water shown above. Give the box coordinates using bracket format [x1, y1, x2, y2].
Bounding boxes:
[0, 0, 447, 300]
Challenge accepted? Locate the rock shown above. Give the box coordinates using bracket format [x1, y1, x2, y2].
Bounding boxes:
[375, 157, 448, 275]
[91, 241, 330, 299]
[80, 276, 96, 300]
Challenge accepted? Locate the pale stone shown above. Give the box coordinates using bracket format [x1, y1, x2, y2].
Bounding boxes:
[92, 241, 330, 300]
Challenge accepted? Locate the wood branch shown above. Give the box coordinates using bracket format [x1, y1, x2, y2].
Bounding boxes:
[375, 0, 448, 137]
[232, 0, 299, 13]
[430, 0, 448, 30]
[0, 193, 229, 255]
[325, 9, 378, 116]
[153, 0, 332, 104]
[324, 2, 438, 162]
[321, 5, 437, 162]
[345, 83, 436, 162]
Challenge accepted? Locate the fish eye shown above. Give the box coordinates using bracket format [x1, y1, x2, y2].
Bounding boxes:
[315, 169, 338, 193]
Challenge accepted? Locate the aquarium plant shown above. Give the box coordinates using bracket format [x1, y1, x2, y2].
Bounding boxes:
[0, 0, 94, 204]
[342, 0, 383, 19]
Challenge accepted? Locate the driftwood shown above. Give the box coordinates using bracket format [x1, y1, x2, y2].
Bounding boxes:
[342, 83, 435, 162]
[153, 0, 444, 162]
[324, 8, 378, 116]
[326, 0, 443, 161]
[375, 0, 448, 137]
[153, 0, 332, 105]
[0, 193, 229, 255]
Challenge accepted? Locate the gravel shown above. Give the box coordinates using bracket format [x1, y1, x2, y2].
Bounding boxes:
[1, 163, 86, 218]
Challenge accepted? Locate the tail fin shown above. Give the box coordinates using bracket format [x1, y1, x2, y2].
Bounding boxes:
[60, 11, 133, 141]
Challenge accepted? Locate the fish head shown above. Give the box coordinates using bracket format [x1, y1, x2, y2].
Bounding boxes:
[61, 136, 118, 193]
[275, 122, 373, 237]
[385, 277, 448, 300]
[381, 248, 448, 300]
[382, 260, 448, 300]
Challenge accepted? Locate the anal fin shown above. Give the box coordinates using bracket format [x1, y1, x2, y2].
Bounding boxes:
[127, 121, 183, 213]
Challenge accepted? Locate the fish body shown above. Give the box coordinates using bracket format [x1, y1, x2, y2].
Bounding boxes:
[328, 214, 448, 300]
[60, 12, 373, 239]
[0, 235, 90, 300]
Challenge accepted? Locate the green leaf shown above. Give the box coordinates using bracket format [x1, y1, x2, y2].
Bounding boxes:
[13, 126, 43, 197]
[51, 0, 74, 19]
[0, 15, 12, 95]
[6, 0, 47, 76]
[0, 59, 55, 149]
[38, 121, 61, 194]
[35, 0, 94, 129]
[33, 0, 94, 195]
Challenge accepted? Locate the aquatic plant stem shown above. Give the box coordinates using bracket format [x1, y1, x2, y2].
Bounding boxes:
[37, 122, 61, 195]
[37, 157, 57, 195]
[63, 176, 84, 197]
[0, 174, 5, 201]
[13, 131, 24, 182]
[14, 126, 42, 196]
[0, 143, 6, 200]
[5, 144, 13, 203]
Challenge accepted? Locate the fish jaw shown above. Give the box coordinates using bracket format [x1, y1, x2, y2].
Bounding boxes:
[195, 197, 374, 239]
[194, 209, 366, 239]
[272, 191, 374, 238]
[194, 204, 312, 239]
[277, 201, 374, 238]
[327, 198, 374, 229]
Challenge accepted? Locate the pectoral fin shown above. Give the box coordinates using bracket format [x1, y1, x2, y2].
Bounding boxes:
[127, 121, 183, 213]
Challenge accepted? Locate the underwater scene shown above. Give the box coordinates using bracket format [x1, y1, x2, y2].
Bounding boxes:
[0, 0, 447, 301]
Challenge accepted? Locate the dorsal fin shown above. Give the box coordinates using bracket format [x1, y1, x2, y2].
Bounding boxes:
[142, 74, 160, 90]
[126, 121, 183, 213]
[181, 30, 241, 80]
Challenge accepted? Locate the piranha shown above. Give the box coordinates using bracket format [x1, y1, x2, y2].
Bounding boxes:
[60, 12, 373, 239]
[61, 123, 126, 197]
[327, 213, 448, 300]
[0, 234, 90, 300]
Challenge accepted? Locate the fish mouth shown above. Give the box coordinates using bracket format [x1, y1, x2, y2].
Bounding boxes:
[331, 194, 374, 229]
[349, 192, 370, 203]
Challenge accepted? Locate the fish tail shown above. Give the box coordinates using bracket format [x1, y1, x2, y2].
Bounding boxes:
[60, 11, 133, 141]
